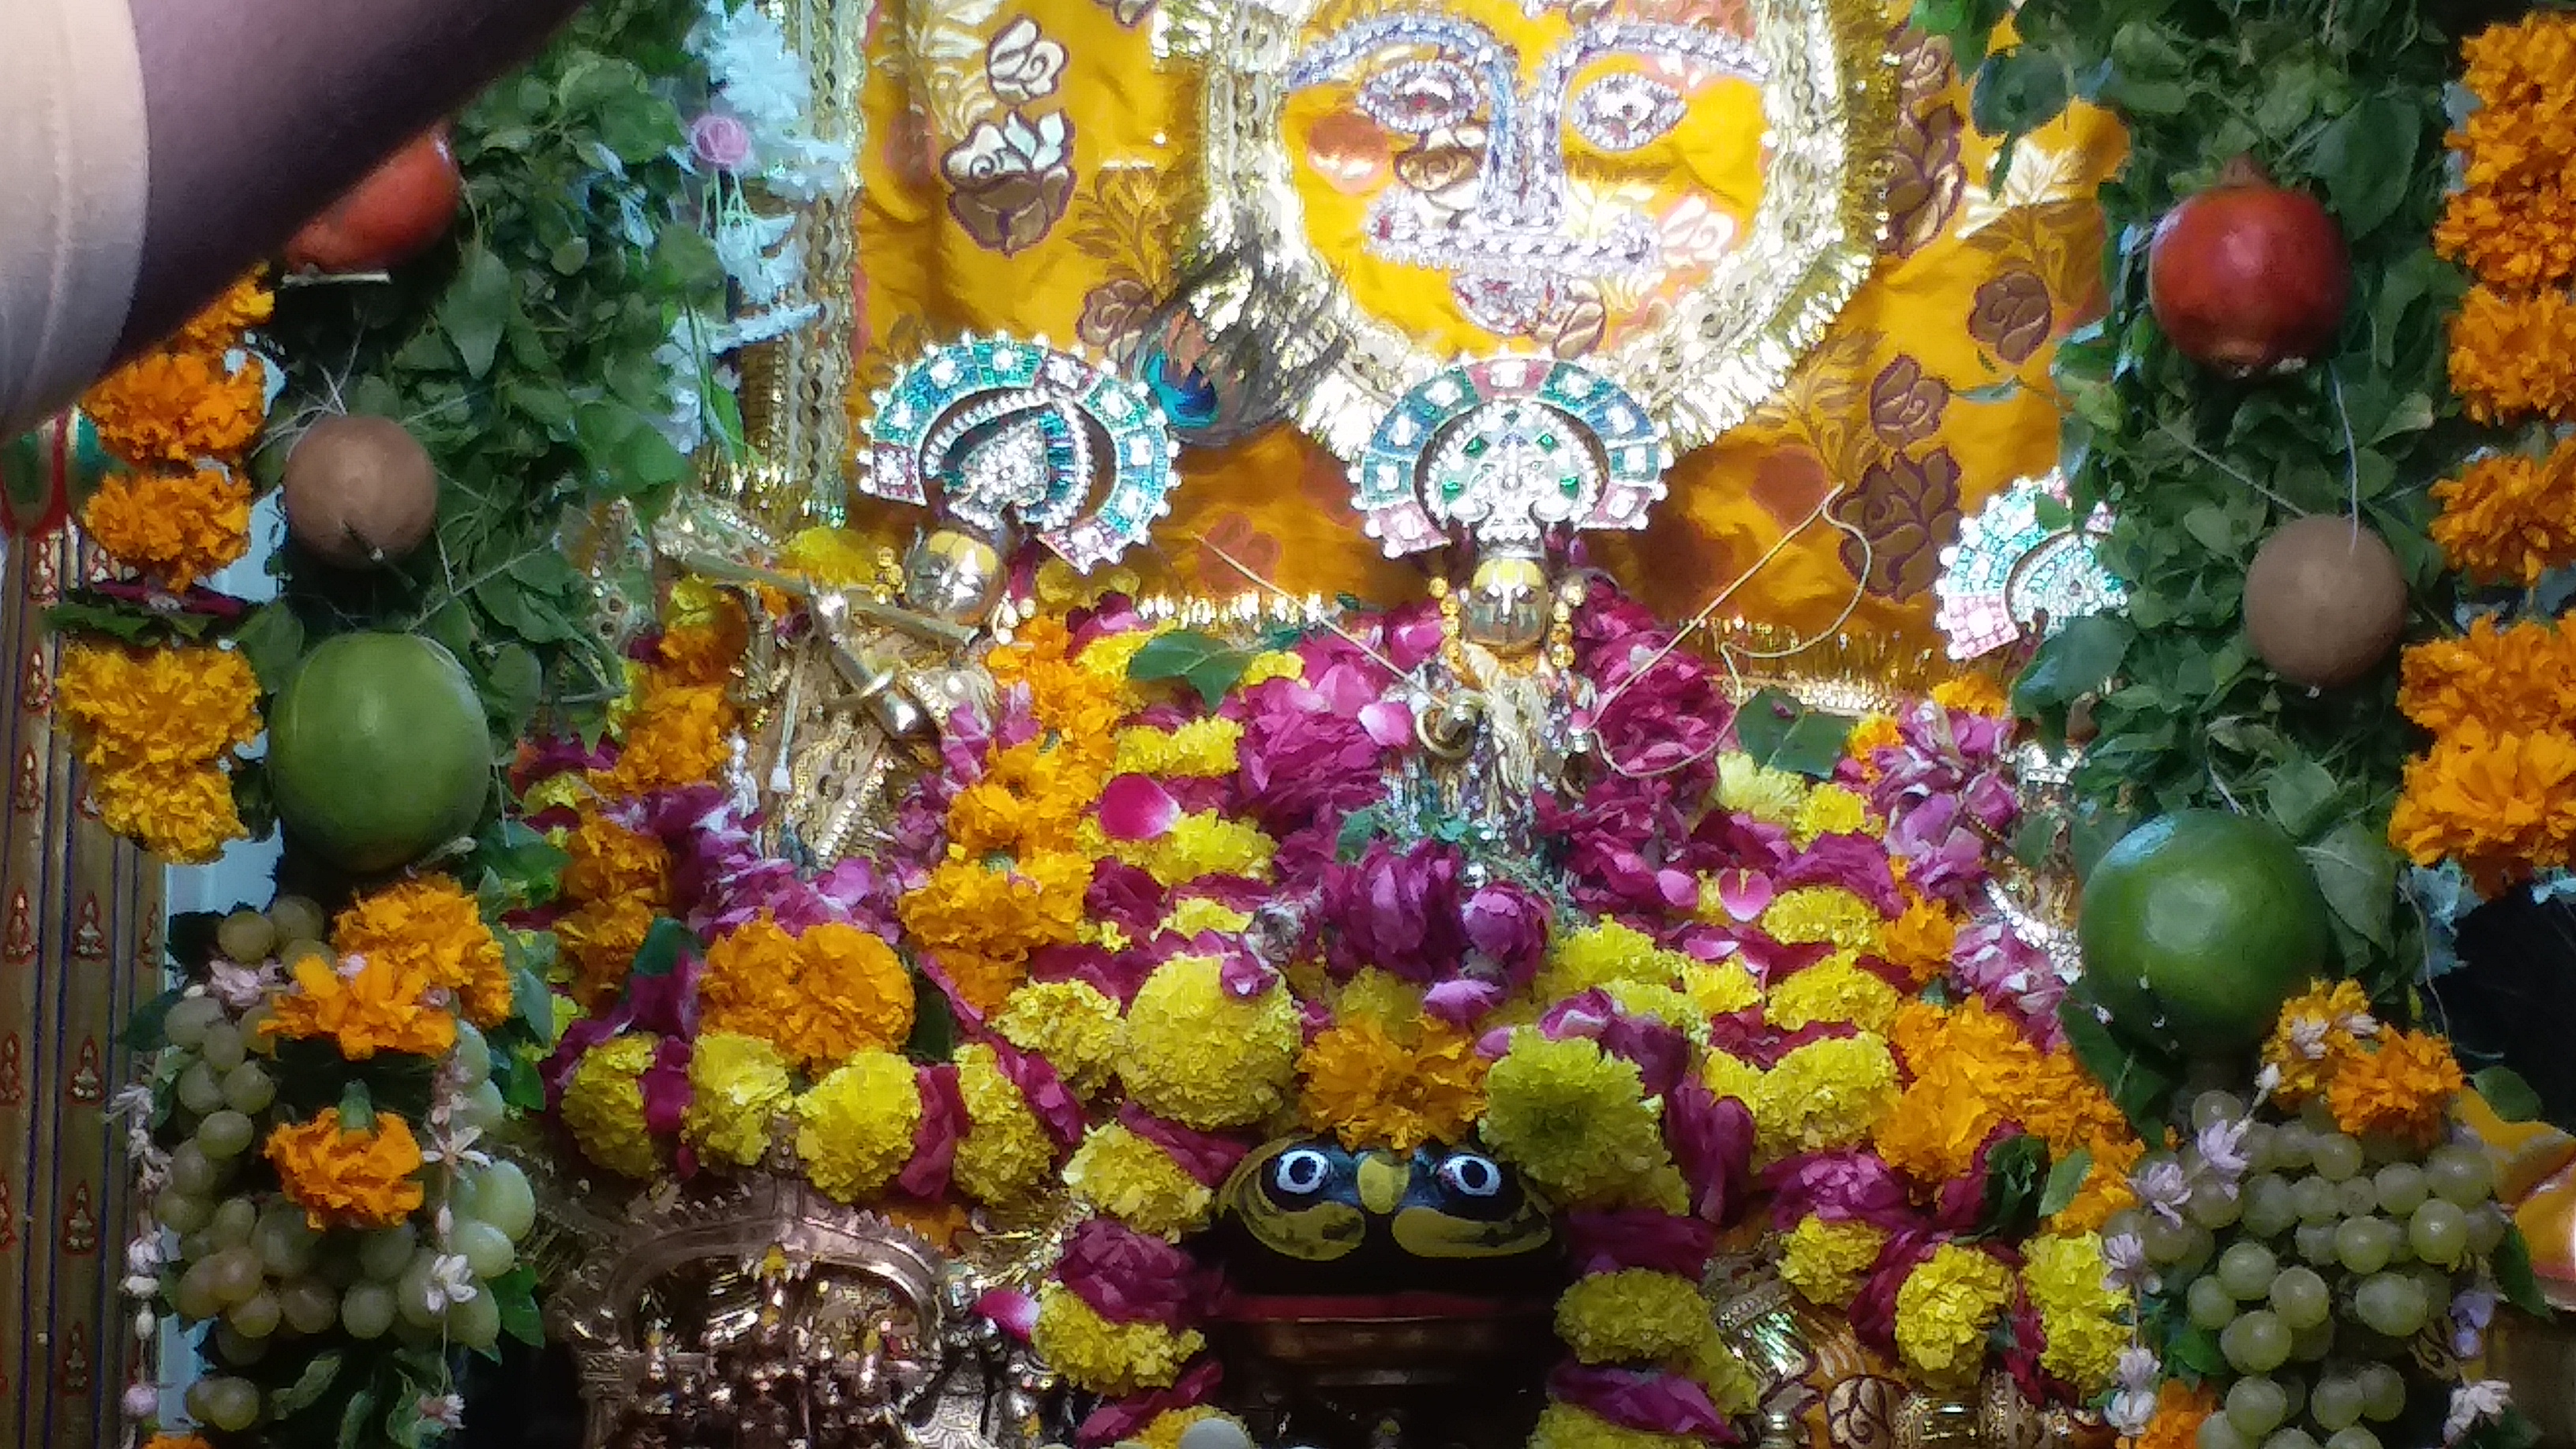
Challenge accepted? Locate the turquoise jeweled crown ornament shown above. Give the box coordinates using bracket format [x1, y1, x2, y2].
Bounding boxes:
[1931, 473, 2124, 662]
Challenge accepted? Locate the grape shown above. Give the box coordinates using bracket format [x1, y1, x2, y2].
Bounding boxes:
[208, 1196, 257, 1249]
[2309, 1372, 2364, 1432]
[166, 1143, 221, 1198]
[459, 1079, 507, 1134]
[237, 1003, 275, 1050]
[2262, 1428, 2320, 1449]
[2244, 1175, 2300, 1240]
[2270, 1266, 2331, 1329]
[2325, 1432, 2383, 1449]
[2218, 1242, 2279, 1299]
[199, 1022, 246, 1075]
[220, 1062, 275, 1116]
[2289, 1314, 2335, 1361]
[2353, 1272, 2428, 1338]
[177, 1230, 216, 1263]
[2241, 1123, 2280, 1175]
[2144, 1215, 2201, 1265]
[2427, 1146, 2495, 1208]
[2336, 1178, 2380, 1219]
[2104, 1208, 2147, 1243]
[2274, 1124, 2317, 1171]
[175, 1061, 226, 1116]
[278, 938, 335, 975]
[452, 1021, 492, 1084]
[2281, 1376, 2308, 1419]
[397, 1252, 445, 1327]
[268, 896, 328, 945]
[473, 1161, 537, 1243]
[200, 1374, 261, 1432]
[164, 997, 225, 1050]
[173, 1260, 224, 1321]
[453, 1219, 515, 1279]
[358, 1222, 417, 1281]
[2189, 1275, 2238, 1329]
[154, 1189, 212, 1235]
[2221, 1309, 2293, 1373]
[210, 1322, 267, 1365]
[216, 909, 278, 964]
[447, 1170, 481, 1222]
[253, 1206, 320, 1277]
[2294, 1220, 2341, 1267]
[447, 1286, 502, 1351]
[2313, 1134, 2364, 1182]
[2190, 1185, 2246, 1230]
[2195, 1091, 2250, 1129]
[342, 1282, 397, 1340]
[196, 1110, 256, 1159]
[2372, 1163, 2427, 1216]
[2200, 1413, 2252, 1449]
[2357, 1365, 2406, 1422]
[2466, 1203, 2510, 1257]
[2225, 1378, 2290, 1436]
[227, 1290, 281, 1339]
[209, 1245, 264, 1306]
[2334, 1216, 2400, 1275]
[2293, 1175, 2341, 1224]
[2409, 1199, 2469, 1266]
[279, 1277, 339, 1335]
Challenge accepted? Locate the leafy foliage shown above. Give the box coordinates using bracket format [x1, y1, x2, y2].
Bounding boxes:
[1922, 0, 2473, 1003]
[258, 0, 724, 748]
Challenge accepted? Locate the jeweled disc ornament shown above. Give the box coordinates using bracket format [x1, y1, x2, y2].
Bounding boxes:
[1932, 473, 2125, 661]
[1158, 0, 1894, 459]
[859, 335, 1181, 571]
[1, 410, 117, 537]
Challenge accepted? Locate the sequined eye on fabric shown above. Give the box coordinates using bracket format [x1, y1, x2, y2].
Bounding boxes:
[1932, 473, 2125, 661]
[859, 335, 1181, 571]
[1355, 356, 1670, 556]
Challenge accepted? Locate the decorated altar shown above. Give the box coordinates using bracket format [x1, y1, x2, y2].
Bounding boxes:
[9, 0, 2576, 1448]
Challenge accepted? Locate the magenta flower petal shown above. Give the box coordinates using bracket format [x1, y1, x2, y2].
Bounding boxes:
[990, 1042, 1085, 1151]
[1099, 773, 1183, 842]
[1563, 1209, 1717, 1277]
[1074, 1361, 1223, 1448]
[1359, 698, 1415, 747]
[1056, 1219, 1204, 1326]
[1424, 977, 1506, 1026]
[898, 1063, 965, 1200]
[1664, 1080, 1756, 1225]
[1548, 1364, 1735, 1440]
[1714, 869, 1773, 922]
[1117, 1105, 1250, 1188]
[977, 1287, 1039, 1341]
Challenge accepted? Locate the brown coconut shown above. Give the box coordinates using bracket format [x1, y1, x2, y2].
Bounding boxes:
[282, 415, 438, 568]
[2242, 515, 2407, 690]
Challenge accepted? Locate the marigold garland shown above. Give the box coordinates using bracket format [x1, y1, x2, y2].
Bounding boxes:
[1029, 1283, 1204, 1396]
[1891, 1242, 2015, 1388]
[796, 1051, 923, 1203]
[54, 642, 260, 863]
[2430, 442, 2576, 586]
[265, 1108, 427, 1230]
[1297, 1016, 1488, 1153]
[332, 875, 515, 1030]
[698, 916, 915, 1073]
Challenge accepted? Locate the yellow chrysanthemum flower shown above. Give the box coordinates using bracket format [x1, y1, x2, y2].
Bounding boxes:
[992, 980, 1124, 1096]
[1030, 1284, 1204, 1396]
[1480, 1035, 1674, 1207]
[795, 1052, 922, 1203]
[560, 1034, 661, 1178]
[1553, 1269, 1710, 1364]
[683, 1033, 794, 1170]
[1779, 1215, 1887, 1307]
[1893, 1244, 2015, 1387]
[1116, 955, 1301, 1129]
[953, 1043, 1056, 1207]
[1063, 1122, 1215, 1240]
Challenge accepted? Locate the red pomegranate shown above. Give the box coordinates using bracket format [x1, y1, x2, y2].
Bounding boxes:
[2147, 156, 2349, 378]
[285, 125, 462, 276]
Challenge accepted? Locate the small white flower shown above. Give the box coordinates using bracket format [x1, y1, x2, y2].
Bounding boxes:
[2195, 1116, 2252, 1189]
[335, 951, 369, 982]
[2452, 1287, 2499, 1357]
[2288, 1017, 2332, 1061]
[122, 1380, 159, 1420]
[2254, 1062, 2283, 1100]
[2133, 1158, 2192, 1226]
[2106, 1387, 2157, 1437]
[206, 958, 277, 1010]
[2101, 1231, 2157, 1294]
[424, 1255, 480, 1312]
[133, 1306, 155, 1340]
[108, 1085, 154, 1125]
[2446, 1380, 2512, 1443]
[417, 1392, 468, 1431]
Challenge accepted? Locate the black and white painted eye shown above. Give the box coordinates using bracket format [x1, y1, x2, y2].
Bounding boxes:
[1567, 72, 1687, 152]
[1356, 59, 1483, 135]
[1274, 1148, 1335, 1196]
[1438, 1153, 1505, 1198]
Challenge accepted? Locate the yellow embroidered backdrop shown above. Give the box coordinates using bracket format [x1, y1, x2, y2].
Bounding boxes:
[838, 0, 2123, 646]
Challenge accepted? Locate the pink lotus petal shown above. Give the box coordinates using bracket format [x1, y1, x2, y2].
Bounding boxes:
[1715, 869, 1774, 922]
[1423, 977, 1505, 1025]
[976, 1287, 1039, 1341]
[1358, 699, 1416, 747]
[1097, 774, 1182, 842]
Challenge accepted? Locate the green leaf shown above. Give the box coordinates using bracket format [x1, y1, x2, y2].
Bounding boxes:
[2312, 95, 2422, 237]
[2476, 1066, 2545, 1124]
[492, 1265, 545, 1346]
[631, 917, 699, 979]
[440, 242, 517, 380]
[232, 603, 307, 695]
[1128, 629, 1254, 709]
[339, 1387, 381, 1449]
[2168, 1323, 2228, 1380]
[2495, 1224, 2555, 1319]
[1971, 1133, 2050, 1241]
[475, 818, 569, 909]
[2039, 1146, 2094, 1218]
[1735, 688, 1857, 780]
[271, 1349, 346, 1416]
[481, 642, 546, 733]
[2263, 758, 2342, 841]
[43, 598, 163, 645]
[495, 1046, 548, 1112]
[338, 1081, 376, 1133]
[123, 988, 183, 1052]
[2012, 613, 2132, 719]
[2300, 818, 2399, 949]
[1336, 805, 1386, 863]
[905, 966, 957, 1063]
[2057, 994, 2179, 1138]
[1971, 47, 2072, 140]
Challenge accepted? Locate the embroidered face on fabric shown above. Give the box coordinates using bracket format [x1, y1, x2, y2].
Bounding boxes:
[1282, 0, 1769, 354]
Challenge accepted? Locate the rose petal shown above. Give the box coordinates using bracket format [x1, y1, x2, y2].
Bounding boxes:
[1358, 698, 1416, 747]
[1714, 869, 1774, 922]
[1098, 774, 1183, 842]
[1423, 977, 1505, 1025]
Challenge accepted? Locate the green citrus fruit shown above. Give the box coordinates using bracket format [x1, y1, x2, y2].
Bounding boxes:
[268, 633, 490, 874]
[2079, 809, 2328, 1056]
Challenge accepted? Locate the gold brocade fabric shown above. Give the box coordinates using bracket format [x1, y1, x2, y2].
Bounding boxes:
[841, 0, 2123, 645]
[0, 530, 162, 1449]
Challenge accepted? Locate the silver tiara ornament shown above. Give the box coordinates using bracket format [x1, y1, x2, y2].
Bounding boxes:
[859, 335, 1182, 572]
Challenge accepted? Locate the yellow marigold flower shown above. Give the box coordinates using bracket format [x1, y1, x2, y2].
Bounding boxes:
[953, 1043, 1055, 1206]
[1762, 886, 1883, 953]
[781, 526, 893, 589]
[1107, 811, 1276, 886]
[2389, 722, 2576, 890]
[1877, 895, 1960, 987]
[1679, 1325, 1762, 1416]
[2328, 1028, 2466, 1148]
[993, 980, 1124, 1095]
[1601, 980, 1710, 1039]
[2396, 616, 2576, 737]
[1792, 784, 1872, 845]
[1481, 1035, 1675, 1207]
[561, 1034, 661, 1178]
[1701, 1048, 1765, 1109]
[1118, 955, 1302, 1129]
[1030, 1283, 1204, 1396]
[84, 347, 268, 470]
[683, 1032, 794, 1169]
[265, 1108, 425, 1231]
[55, 642, 260, 776]
[1537, 919, 1690, 1002]
[1930, 675, 2011, 717]
[1113, 717, 1245, 777]
[1297, 1017, 1488, 1152]
[263, 952, 458, 1061]
[79, 468, 254, 589]
[334, 875, 515, 1029]
[2261, 980, 2379, 1105]
[2023, 1232, 2129, 1392]
[1893, 1242, 2014, 1388]
[2136, 1383, 2217, 1449]
[1767, 954, 1904, 1034]
[1035, 559, 1141, 612]
[1679, 960, 1762, 1017]
[1238, 650, 1306, 687]
[1752, 1033, 1900, 1156]
[1063, 1122, 1214, 1239]
[1164, 897, 1252, 938]
[1554, 1268, 1710, 1364]
[1335, 968, 1428, 1042]
[2432, 443, 2576, 585]
[1076, 625, 1157, 683]
[700, 917, 915, 1074]
[1138, 1410, 1244, 1449]
[1529, 1402, 1697, 1449]
[94, 762, 248, 864]
[1779, 1215, 1886, 1307]
[1715, 752, 1808, 826]
[796, 1051, 923, 1203]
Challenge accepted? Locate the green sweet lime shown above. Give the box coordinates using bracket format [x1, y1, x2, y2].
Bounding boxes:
[267, 633, 491, 874]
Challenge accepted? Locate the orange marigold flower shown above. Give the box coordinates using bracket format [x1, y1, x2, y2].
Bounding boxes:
[561, 809, 672, 905]
[900, 851, 1090, 1013]
[699, 916, 916, 1073]
[79, 468, 254, 589]
[170, 275, 275, 355]
[654, 591, 749, 688]
[1297, 1017, 1488, 1153]
[948, 739, 1103, 856]
[83, 343, 269, 470]
[2260, 979, 2378, 1106]
[2397, 616, 2576, 736]
[333, 876, 515, 1029]
[266, 1109, 426, 1230]
[55, 642, 260, 775]
[2328, 1028, 2466, 1147]
[2432, 443, 2576, 585]
[94, 763, 249, 865]
[2448, 284, 2576, 424]
[1876, 895, 1960, 987]
[1929, 675, 2010, 717]
[144, 1436, 217, 1449]
[2387, 722, 2576, 891]
[263, 952, 459, 1060]
[2132, 1382, 2216, 1449]
[556, 895, 658, 1011]
[596, 680, 735, 796]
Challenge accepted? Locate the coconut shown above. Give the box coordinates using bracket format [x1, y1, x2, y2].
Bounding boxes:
[281, 415, 438, 568]
[2242, 515, 2407, 690]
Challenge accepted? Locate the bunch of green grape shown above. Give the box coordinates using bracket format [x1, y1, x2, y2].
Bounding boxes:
[141, 902, 537, 1435]
[2109, 1091, 2508, 1449]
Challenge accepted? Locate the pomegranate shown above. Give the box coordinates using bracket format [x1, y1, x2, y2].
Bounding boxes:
[2147, 156, 2349, 377]
[284, 125, 462, 276]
